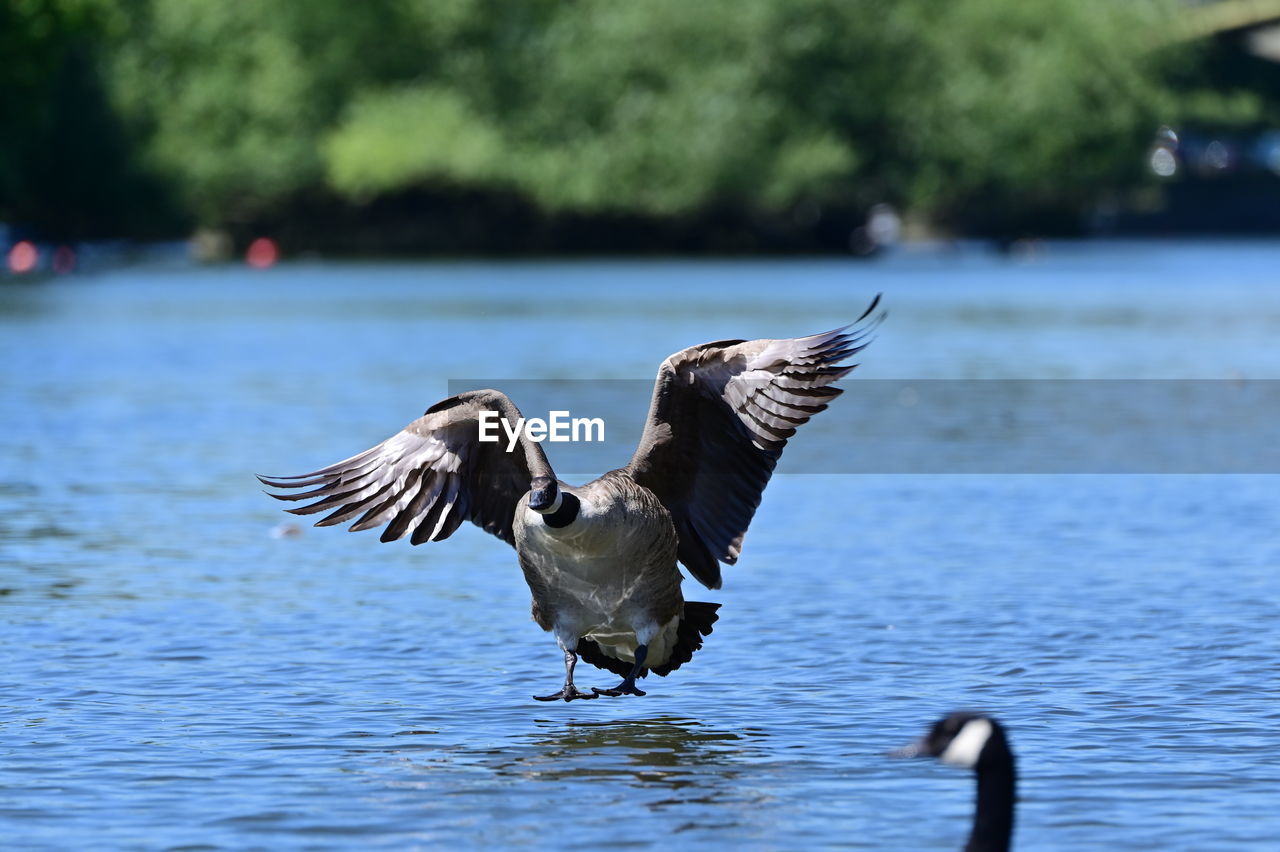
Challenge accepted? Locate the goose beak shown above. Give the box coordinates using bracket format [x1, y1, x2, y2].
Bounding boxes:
[528, 477, 559, 513]
[888, 739, 928, 759]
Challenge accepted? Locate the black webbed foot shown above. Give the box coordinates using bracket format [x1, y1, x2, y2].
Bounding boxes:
[535, 647, 600, 701]
[533, 686, 599, 702]
[591, 679, 647, 697]
[590, 644, 649, 697]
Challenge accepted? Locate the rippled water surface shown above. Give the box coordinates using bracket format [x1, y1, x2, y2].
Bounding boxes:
[4, 244, 1280, 849]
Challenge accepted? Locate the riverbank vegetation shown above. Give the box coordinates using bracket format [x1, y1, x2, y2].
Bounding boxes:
[4, 0, 1276, 251]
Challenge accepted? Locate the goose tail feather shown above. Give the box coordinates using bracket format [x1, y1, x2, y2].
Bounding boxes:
[575, 601, 721, 678]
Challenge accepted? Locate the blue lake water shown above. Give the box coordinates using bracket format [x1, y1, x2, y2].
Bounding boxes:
[3, 242, 1280, 849]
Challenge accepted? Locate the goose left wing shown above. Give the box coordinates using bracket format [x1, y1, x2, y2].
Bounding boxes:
[259, 389, 545, 547]
[626, 296, 883, 589]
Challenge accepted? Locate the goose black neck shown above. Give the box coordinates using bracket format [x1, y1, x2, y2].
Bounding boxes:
[967, 753, 1015, 852]
[542, 492, 580, 528]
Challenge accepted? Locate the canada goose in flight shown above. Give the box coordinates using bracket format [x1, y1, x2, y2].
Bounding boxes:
[260, 296, 883, 701]
[893, 712, 1017, 852]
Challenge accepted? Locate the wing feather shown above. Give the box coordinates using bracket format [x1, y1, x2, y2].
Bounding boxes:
[260, 389, 549, 549]
[315, 481, 395, 527]
[626, 296, 884, 588]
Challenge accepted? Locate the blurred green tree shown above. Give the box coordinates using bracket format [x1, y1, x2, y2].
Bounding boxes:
[0, 0, 178, 238]
[109, 0, 424, 224]
[320, 0, 1184, 230]
[5, 0, 1235, 243]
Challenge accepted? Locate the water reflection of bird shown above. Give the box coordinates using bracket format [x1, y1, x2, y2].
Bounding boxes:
[892, 712, 1017, 852]
[502, 717, 756, 788]
[260, 297, 883, 701]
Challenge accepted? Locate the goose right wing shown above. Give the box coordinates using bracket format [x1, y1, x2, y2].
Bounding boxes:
[626, 296, 883, 589]
[259, 389, 541, 547]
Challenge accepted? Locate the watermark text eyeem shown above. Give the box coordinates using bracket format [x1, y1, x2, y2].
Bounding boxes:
[477, 410, 605, 452]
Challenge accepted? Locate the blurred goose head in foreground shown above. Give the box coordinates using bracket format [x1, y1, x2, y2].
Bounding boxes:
[893, 711, 1017, 852]
[261, 296, 883, 701]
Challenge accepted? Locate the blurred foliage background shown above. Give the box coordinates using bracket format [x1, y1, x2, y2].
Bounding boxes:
[3, 0, 1279, 251]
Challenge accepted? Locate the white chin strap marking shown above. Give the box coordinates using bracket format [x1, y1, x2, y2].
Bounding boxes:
[940, 718, 992, 768]
[536, 490, 564, 515]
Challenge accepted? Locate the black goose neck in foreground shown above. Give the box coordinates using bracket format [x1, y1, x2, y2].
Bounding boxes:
[967, 742, 1016, 852]
[541, 491, 580, 528]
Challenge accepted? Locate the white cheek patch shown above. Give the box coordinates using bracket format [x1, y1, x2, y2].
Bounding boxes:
[534, 489, 563, 515]
[940, 718, 992, 768]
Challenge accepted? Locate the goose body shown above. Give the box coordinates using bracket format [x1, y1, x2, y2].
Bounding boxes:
[515, 473, 685, 680]
[895, 712, 1017, 852]
[261, 297, 883, 700]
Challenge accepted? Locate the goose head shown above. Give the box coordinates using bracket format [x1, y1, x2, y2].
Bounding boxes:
[893, 711, 1009, 769]
[528, 476, 561, 513]
[527, 477, 581, 527]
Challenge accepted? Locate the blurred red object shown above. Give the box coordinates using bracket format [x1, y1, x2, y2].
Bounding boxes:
[246, 237, 279, 268]
[8, 241, 38, 274]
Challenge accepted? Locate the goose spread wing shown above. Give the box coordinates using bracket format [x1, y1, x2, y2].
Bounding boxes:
[259, 389, 543, 547]
[626, 296, 883, 589]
